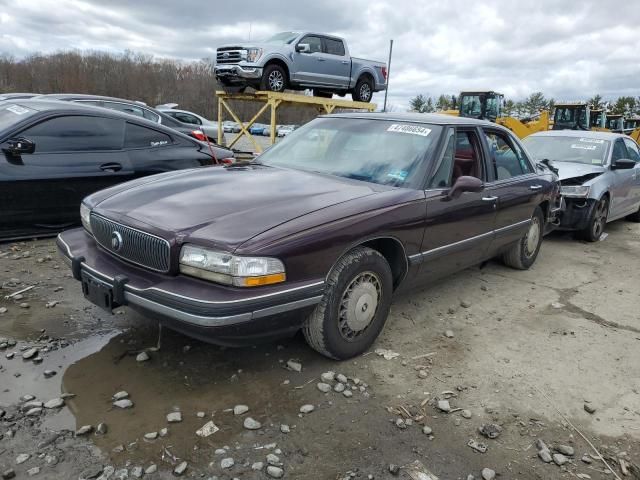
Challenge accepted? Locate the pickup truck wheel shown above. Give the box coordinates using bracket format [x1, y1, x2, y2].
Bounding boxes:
[578, 196, 608, 242]
[260, 64, 287, 92]
[352, 77, 373, 102]
[501, 207, 544, 270]
[303, 247, 393, 360]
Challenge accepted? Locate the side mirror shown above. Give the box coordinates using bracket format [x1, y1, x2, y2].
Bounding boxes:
[611, 158, 635, 170]
[446, 176, 484, 200]
[296, 43, 310, 53]
[2, 137, 36, 156]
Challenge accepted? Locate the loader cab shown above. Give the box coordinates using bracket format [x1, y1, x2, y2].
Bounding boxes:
[589, 109, 606, 129]
[605, 114, 624, 133]
[459, 91, 504, 122]
[624, 116, 640, 133]
[553, 102, 589, 130]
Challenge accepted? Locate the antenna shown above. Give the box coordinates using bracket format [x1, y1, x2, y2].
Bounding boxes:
[249, 23, 252, 41]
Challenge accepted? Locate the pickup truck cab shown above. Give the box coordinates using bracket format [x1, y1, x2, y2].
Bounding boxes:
[215, 31, 387, 102]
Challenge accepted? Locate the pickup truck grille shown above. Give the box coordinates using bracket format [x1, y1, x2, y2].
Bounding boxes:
[216, 48, 243, 64]
[90, 214, 171, 273]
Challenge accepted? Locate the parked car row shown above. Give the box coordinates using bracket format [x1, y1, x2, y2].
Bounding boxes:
[0, 98, 234, 240]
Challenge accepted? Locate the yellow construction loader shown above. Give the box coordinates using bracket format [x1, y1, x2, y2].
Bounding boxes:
[444, 91, 549, 139]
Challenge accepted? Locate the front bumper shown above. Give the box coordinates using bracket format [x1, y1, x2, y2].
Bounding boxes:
[215, 64, 263, 83]
[557, 197, 597, 231]
[57, 228, 324, 346]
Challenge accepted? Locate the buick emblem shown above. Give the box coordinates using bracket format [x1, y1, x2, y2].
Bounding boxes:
[111, 231, 123, 252]
[223, 52, 230, 58]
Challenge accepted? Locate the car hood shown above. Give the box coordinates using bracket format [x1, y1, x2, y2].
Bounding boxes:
[92, 165, 383, 251]
[553, 161, 606, 182]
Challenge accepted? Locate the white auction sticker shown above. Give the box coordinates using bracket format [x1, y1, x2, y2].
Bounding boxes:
[579, 138, 604, 144]
[387, 124, 432, 136]
[6, 104, 29, 115]
[571, 144, 597, 150]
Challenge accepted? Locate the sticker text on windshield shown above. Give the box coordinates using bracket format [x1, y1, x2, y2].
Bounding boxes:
[387, 124, 432, 137]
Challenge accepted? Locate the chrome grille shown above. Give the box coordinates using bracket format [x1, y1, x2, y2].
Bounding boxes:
[216, 48, 243, 64]
[90, 214, 170, 273]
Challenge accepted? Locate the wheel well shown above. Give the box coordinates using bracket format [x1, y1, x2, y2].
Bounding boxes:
[264, 59, 289, 81]
[538, 200, 549, 220]
[360, 238, 407, 289]
[357, 72, 374, 86]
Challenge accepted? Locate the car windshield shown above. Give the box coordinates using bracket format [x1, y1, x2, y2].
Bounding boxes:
[263, 32, 299, 44]
[523, 135, 610, 165]
[0, 103, 37, 131]
[256, 117, 441, 187]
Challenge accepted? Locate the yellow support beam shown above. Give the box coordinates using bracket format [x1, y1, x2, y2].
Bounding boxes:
[216, 90, 376, 152]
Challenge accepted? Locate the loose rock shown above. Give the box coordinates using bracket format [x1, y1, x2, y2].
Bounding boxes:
[336, 374, 348, 384]
[422, 426, 433, 435]
[27, 467, 40, 477]
[280, 424, 290, 433]
[252, 462, 264, 471]
[22, 348, 38, 359]
[479, 423, 502, 439]
[244, 417, 262, 430]
[25, 407, 42, 416]
[144, 432, 158, 440]
[221, 458, 234, 469]
[553, 453, 568, 466]
[334, 383, 346, 393]
[113, 399, 133, 409]
[266, 466, 284, 478]
[286, 359, 302, 372]
[437, 400, 451, 412]
[538, 449, 553, 463]
[556, 445, 575, 456]
[167, 411, 182, 423]
[445, 330, 454, 338]
[317, 382, 331, 393]
[320, 371, 335, 383]
[113, 391, 129, 400]
[96, 423, 108, 435]
[145, 464, 157, 474]
[135, 351, 149, 362]
[43, 370, 56, 378]
[266, 453, 281, 466]
[174, 461, 188, 475]
[2, 469, 16, 480]
[44, 398, 64, 409]
[233, 404, 249, 415]
[481, 468, 495, 480]
[130, 466, 143, 478]
[300, 404, 315, 414]
[584, 403, 596, 414]
[76, 425, 94, 436]
[16, 453, 30, 464]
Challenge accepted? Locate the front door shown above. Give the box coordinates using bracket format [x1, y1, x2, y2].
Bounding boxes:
[622, 138, 640, 213]
[609, 138, 636, 218]
[0, 115, 130, 229]
[481, 128, 538, 252]
[292, 35, 325, 85]
[320, 37, 351, 88]
[416, 127, 496, 280]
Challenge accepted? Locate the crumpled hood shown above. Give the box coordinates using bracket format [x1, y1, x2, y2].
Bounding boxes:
[92, 165, 382, 251]
[554, 161, 606, 182]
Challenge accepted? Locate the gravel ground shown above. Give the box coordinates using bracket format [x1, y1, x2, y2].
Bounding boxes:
[0, 220, 639, 479]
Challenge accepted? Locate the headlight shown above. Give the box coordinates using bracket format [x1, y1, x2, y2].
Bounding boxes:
[246, 48, 263, 63]
[560, 185, 590, 198]
[80, 203, 93, 234]
[179, 245, 285, 287]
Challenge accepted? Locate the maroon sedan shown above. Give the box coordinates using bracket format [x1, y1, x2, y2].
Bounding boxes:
[57, 113, 560, 359]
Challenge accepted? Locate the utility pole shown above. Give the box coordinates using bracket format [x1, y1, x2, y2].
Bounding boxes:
[383, 39, 393, 112]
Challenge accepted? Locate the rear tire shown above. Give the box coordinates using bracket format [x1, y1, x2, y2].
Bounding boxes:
[502, 207, 544, 270]
[260, 64, 287, 92]
[303, 247, 393, 360]
[578, 196, 608, 242]
[352, 77, 373, 102]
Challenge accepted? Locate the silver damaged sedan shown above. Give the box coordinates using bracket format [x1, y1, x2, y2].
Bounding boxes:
[523, 130, 640, 241]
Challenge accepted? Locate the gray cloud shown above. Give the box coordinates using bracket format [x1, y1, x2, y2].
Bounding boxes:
[1, 0, 639, 109]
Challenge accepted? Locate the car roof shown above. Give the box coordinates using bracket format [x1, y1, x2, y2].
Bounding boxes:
[528, 130, 630, 141]
[325, 111, 498, 127]
[37, 93, 150, 105]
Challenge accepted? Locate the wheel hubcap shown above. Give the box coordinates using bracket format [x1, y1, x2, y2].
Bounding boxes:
[359, 84, 371, 101]
[338, 271, 381, 341]
[524, 216, 541, 257]
[268, 71, 284, 91]
[593, 199, 608, 238]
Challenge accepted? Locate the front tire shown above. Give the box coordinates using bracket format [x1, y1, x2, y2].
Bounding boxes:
[260, 64, 287, 92]
[578, 196, 608, 242]
[303, 247, 393, 360]
[352, 77, 373, 102]
[502, 207, 544, 270]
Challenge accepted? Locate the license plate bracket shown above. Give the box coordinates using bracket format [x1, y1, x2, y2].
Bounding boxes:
[81, 273, 115, 313]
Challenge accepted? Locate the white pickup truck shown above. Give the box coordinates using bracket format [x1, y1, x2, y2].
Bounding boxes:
[214, 31, 387, 103]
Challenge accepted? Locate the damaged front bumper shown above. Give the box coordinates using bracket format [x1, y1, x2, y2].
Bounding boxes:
[556, 197, 597, 231]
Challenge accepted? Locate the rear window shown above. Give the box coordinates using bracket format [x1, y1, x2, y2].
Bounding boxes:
[0, 104, 37, 131]
[324, 38, 345, 56]
[125, 122, 172, 148]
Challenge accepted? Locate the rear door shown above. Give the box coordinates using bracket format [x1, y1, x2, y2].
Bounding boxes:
[292, 35, 326, 85]
[480, 127, 539, 253]
[416, 127, 496, 280]
[321, 37, 351, 87]
[622, 138, 640, 211]
[1, 114, 129, 227]
[124, 122, 212, 176]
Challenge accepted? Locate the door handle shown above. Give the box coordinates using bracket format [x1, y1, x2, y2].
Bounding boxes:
[100, 162, 122, 172]
[529, 185, 543, 191]
[482, 196, 498, 202]
[341, 60, 349, 64]
[317, 58, 326, 62]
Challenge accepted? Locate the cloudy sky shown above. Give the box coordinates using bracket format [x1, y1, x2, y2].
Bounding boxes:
[1, 0, 639, 109]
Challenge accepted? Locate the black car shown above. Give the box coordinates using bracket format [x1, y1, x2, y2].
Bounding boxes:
[36, 94, 219, 144]
[0, 99, 233, 240]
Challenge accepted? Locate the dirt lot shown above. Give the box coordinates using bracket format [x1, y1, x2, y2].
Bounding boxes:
[0, 221, 639, 480]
